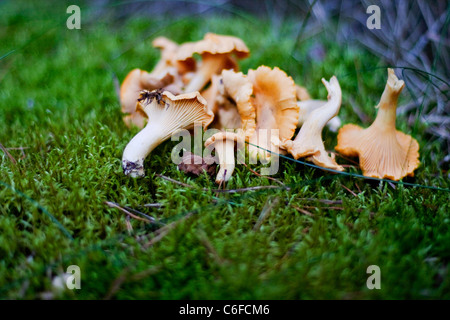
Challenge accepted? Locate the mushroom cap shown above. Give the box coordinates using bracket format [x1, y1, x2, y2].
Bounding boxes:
[177, 33, 250, 61]
[336, 124, 420, 180]
[221, 69, 256, 139]
[204, 131, 244, 149]
[248, 66, 299, 154]
[335, 68, 420, 180]
[137, 90, 214, 131]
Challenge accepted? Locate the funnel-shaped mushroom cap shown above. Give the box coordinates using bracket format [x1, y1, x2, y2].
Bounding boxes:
[122, 90, 214, 177]
[221, 69, 256, 139]
[178, 33, 250, 92]
[284, 76, 344, 171]
[204, 131, 244, 183]
[120, 68, 174, 128]
[335, 68, 420, 180]
[247, 66, 299, 160]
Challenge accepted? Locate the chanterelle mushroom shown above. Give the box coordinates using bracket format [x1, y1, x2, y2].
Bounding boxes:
[122, 90, 214, 178]
[247, 66, 299, 161]
[204, 131, 244, 184]
[284, 76, 344, 171]
[177, 33, 250, 92]
[335, 68, 420, 180]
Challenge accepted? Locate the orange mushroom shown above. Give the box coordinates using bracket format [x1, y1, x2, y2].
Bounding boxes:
[284, 76, 344, 171]
[247, 66, 299, 161]
[335, 68, 420, 180]
[177, 33, 249, 92]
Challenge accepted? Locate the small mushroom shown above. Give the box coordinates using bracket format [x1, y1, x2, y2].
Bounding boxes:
[247, 66, 299, 161]
[284, 76, 344, 171]
[335, 68, 420, 180]
[204, 131, 244, 184]
[178, 33, 250, 92]
[122, 90, 214, 178]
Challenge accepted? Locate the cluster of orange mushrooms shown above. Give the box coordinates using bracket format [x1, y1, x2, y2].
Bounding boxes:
[120, 33, 420, 184]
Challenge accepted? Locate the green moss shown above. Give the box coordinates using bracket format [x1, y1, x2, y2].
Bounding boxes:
[0, 1, 448, 300]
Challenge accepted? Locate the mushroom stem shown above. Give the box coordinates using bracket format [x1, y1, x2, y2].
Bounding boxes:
[184, 54, 226, 92]
[122, 120, 168, 178]
[213, 139, 236, 183]
[284, 76, 343, 171]
[372, 68, 405, 131]
[297, 100, 342, 132]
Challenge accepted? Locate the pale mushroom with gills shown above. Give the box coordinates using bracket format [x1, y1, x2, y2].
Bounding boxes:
[122, 90, 214, 178]
[335, 68, 420, 180]
[247, 66, 299, 161]
[204, 131, 244, 184]
[283, 76, 344, 171]
[177, 33, 250, 92]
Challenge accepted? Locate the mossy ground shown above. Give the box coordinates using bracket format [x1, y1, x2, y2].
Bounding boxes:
[0, 1, 449, 299]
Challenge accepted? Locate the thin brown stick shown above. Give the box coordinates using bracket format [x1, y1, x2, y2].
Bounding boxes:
[303, 205, 344, 210]
[156, 174, 288, 193]
[105, 201, 152, 223]
[330, 151, 360, 166]
[242, 162, 284, 185]
[103, 269, 129, 300]
[254, 197, 280, 231]
[197, 229, 225, 265]
[0, 142, 17, 165]
[292, 205, 314, 217]
[155, 174, 193, 188]
[341, 184, 358, 197]
[297, 198, 343, 205]
[144, 212, 194, 249]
